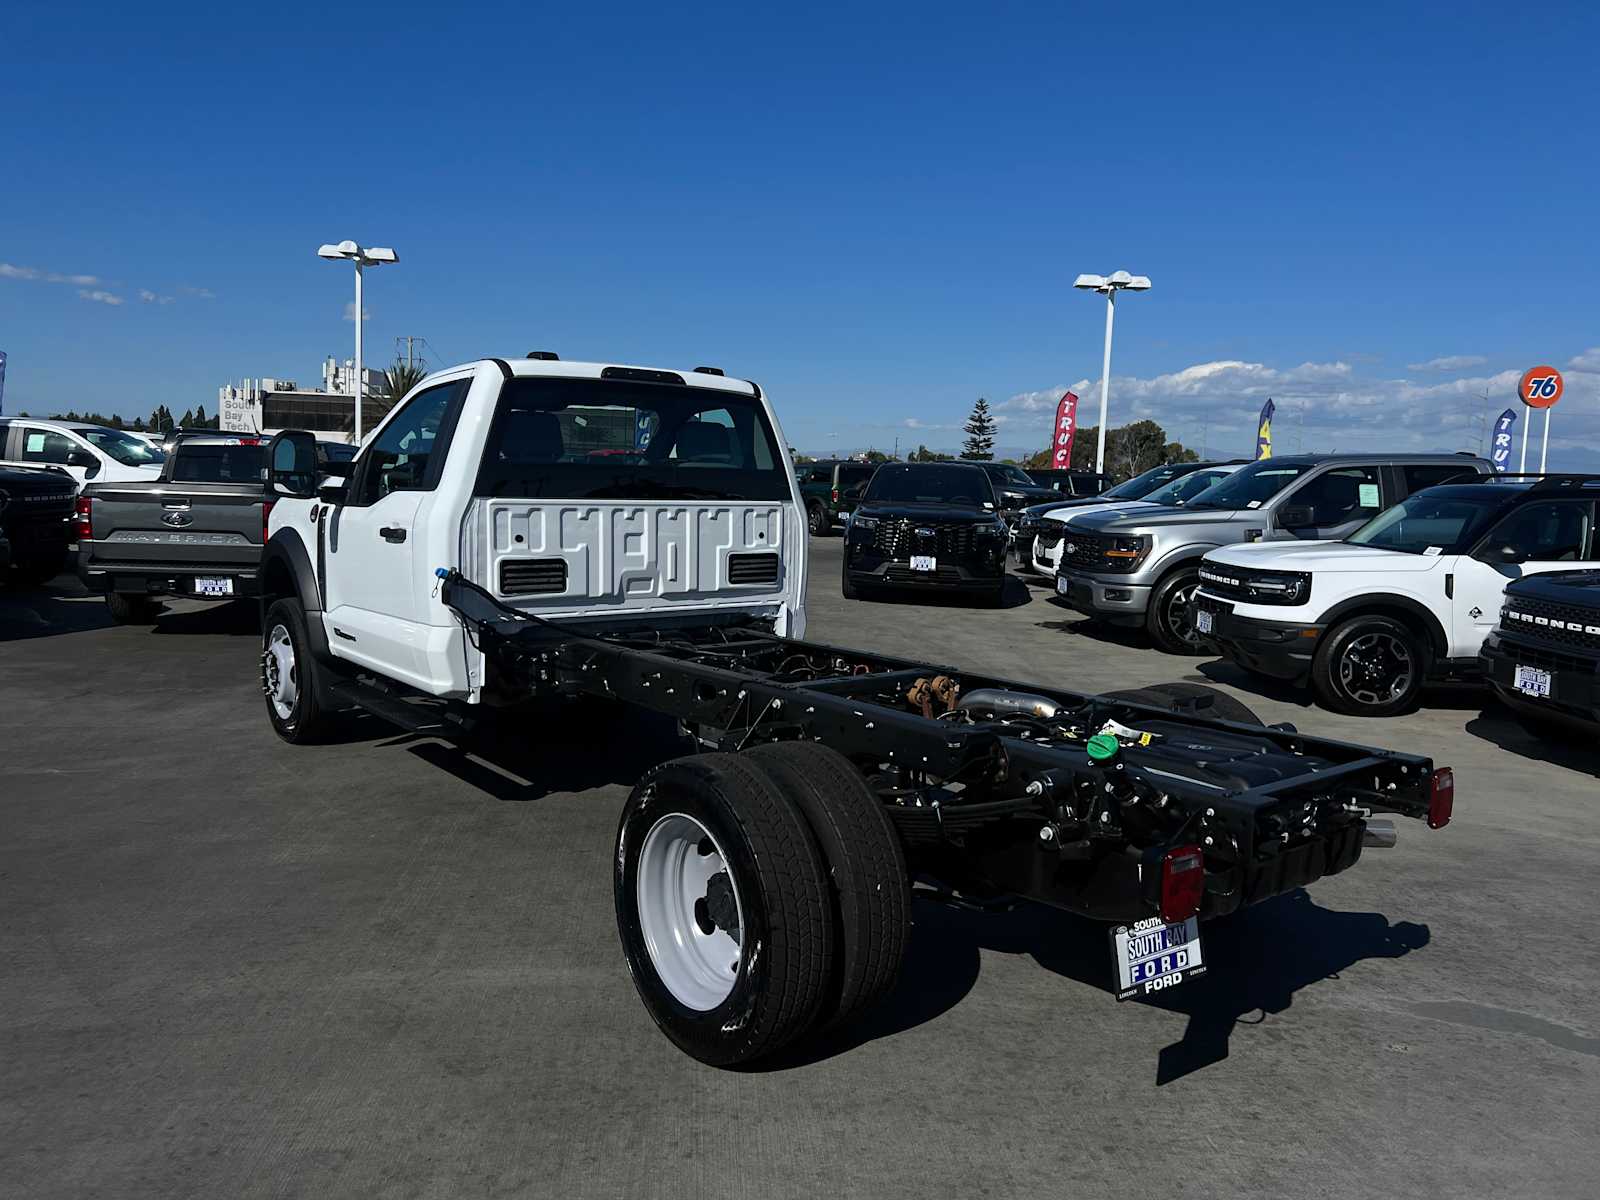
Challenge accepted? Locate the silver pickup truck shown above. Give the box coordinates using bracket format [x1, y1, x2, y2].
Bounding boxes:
[76, 435, 281, 623]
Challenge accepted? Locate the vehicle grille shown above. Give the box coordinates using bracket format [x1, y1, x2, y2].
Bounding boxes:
[1500, 596, 1600, 653]
[873, 519, 977, 561]
[1035, 518, 1067, 553]
[1196, 563, 1253, 602]
[1497, 639, 1600, 674]
[499, 557, 567, 596]
[0, 489, 75, 520]
[728, 552, 780, 585]
[1059, 531, 1138, 573]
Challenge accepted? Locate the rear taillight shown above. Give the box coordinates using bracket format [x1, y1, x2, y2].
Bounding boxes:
[831, 486, 840, 503]
[262, 499, 276, 545]
[1428, 767, 1453, 829]
[1159, 844, 1205, 924]
[72, 495, 93, 542]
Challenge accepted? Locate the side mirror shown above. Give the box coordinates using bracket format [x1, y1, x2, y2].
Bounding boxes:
[264, 429, 321, 499]
[1275, 504, 1315, 529]
[67, 448, 99, 476]
[317, 482, 349, 505]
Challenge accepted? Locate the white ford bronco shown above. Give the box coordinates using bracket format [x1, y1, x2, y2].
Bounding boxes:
[1194, 474, 1600, 715]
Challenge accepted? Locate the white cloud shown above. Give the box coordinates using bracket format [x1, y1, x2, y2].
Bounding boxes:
[0, 261, 102, 286]
[0, 262, 41, 280]
[1407, 355, 1488, 371]
[181, 285, 216, 299]
[138, 289, 175, 305]
[343, 301, 370, 322]
[79, 289, 124, 306]
[993, 355, 1600, 464]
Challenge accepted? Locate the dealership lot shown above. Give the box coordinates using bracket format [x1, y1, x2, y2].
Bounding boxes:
[3, 539, 1598, 1200]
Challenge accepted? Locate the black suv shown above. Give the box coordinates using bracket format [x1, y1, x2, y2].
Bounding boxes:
[1482, 568, 1600, 735]
[0, 464, 78, 584]
[1026, 468, 1112, 496]
[843, 462, 1009, 604]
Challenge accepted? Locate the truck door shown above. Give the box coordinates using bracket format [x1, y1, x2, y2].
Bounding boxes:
[1269, 464, 1387, 541]
[323, 380, 469, 682]
[1450, 499, 1596, 655]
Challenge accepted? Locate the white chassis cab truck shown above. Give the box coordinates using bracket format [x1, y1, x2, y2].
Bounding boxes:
[257, 356, 1454, 1067]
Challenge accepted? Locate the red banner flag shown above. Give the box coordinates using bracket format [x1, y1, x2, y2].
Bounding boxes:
[1052, 391, 1079, 468]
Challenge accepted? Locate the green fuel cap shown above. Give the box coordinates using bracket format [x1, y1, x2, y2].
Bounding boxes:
[1086, 733, 1120, 762]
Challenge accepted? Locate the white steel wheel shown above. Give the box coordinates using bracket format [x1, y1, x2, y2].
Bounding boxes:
[263, 623, 299, 721]
[636, 813, 744, 1011]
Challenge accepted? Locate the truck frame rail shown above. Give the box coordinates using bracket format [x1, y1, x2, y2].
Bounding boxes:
[440, 571, 1451, 924]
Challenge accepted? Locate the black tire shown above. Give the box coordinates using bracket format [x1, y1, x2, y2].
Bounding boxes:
[1311, 614, 1424, 716]
[105, 592, 159, 624]
[1145, 567, 1216, 656]
[982, 581, 1006, 608]
[808, 502, 830, 537]
[261, 596, 340, 744]
[745, 742, 910, 1031]
[841, 568, 866, 601]
[615, 753, 834, 1066]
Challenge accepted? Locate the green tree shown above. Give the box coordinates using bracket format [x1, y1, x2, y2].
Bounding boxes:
[194, 403, 212, 428]
[179, 408, 195, 427]
[960, 398, 996, 461]
[379, 359, 429, 411]
[862, 448, 891, 463]
[908, 444, 953, 462]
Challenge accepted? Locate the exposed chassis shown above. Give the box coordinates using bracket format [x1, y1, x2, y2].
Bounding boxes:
[441, 573, 1446, 925]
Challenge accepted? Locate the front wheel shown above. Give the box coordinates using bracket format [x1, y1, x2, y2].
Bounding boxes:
[1146, 568, 1216, 656]
[615, 754, 834, 1066]
[1311, 615, 1424, 716]
[808, 503, 829, 536]
[261, 597, 340, 743]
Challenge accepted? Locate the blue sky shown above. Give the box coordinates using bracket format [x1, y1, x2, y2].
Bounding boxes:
[3, 1, 1598, 464]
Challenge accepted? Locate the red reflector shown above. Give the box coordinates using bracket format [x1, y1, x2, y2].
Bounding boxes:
[262, 498, 276, 546]
[1159, 844, 1205, 923]
[1428, 767, 1454, 829]
[72, 495, 93, 542]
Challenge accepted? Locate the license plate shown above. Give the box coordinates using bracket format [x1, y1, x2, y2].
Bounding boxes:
[1195, 609, 1214, 635]
[194, 577, 234, 597]
[838, 510, 851, 521]
[1056, 575, 1071, 595]
[1514, 665, 1552, 698]
[1111, 916, 1206, 1001]
[910, 555, 937, 572]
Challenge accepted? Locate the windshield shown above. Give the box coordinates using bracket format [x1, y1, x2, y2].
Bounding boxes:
[82, 428, 166, 467]
[475, 377, 791, 501]
[171, 442, 264, 484]
[865, 464, 995, 507]
[1186, 461, 1311, 510]
[983, 463, 1034, 487]
[1145, 469, 1231, 507]
[1347, 491, 1510, 554]
[1103, 463, 1190, 500]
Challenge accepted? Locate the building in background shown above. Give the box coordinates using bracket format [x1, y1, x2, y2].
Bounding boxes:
[218, 357, 390, 443]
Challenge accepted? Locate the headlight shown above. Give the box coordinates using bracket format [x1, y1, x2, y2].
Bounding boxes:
[976, 518, 1009, 538]
[851, 515, 879, 531]
[1244, 570, 1312, 605]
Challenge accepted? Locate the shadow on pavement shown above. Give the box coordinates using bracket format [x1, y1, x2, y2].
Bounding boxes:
[777, 889, 1429, 1085]
[859, 575, 1033, 610]
[1033, 603, 1150, 649]
[1465, 703, 1599, 777]
[402, 701, 692, 801]
[0, 578, 114, 641]
[1200, 659, 1502, 716]
[150, 600, 259, 637]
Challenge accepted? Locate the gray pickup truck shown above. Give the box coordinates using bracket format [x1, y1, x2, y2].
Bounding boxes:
[76, 435, 279, 623]
[1054, 452, 1492, 653]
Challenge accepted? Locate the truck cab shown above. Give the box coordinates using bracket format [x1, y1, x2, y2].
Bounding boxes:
[260, 358, 807, 703]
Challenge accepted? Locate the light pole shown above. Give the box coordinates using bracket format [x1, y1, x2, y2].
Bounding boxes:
[1072, 270, 1151, 474]
[317, 240, 398, 444]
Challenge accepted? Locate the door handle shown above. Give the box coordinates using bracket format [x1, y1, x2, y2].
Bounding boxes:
[380, 526, 407, 543]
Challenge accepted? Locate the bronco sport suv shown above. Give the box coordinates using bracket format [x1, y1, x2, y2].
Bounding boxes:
[1055, 453, 1491, 654]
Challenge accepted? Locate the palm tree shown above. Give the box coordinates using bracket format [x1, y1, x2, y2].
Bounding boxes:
[378, 360, 429, 411]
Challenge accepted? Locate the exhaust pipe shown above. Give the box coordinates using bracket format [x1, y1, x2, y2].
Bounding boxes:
[1362, 819, 1398, 849]
[954, 688, 1060, 720]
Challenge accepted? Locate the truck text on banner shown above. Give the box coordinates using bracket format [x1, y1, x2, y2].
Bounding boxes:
[1052, 391, 1079, 467]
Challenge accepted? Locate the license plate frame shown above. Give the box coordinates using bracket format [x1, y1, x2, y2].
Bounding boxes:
[909, 555, 937, 573]
[1195, 609, 1214, 635]
[1110, 916, 1206, 1001]
[1514, 664, 1552, 699]
[194, 577, 235, 597]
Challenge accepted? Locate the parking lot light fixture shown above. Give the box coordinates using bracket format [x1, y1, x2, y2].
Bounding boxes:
[1073, 270, 1152, 474]
[317, 240, 400, 444]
